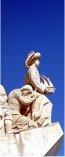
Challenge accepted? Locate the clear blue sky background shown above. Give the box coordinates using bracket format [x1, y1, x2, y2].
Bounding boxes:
[1, 0, 64, 155]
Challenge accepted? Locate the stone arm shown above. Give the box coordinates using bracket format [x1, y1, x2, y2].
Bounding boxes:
[29, 70, 47, 94]
[14, 90, 36, 105]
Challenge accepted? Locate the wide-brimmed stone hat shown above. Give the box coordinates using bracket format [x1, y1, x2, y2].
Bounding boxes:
[25, 51, 41, 68]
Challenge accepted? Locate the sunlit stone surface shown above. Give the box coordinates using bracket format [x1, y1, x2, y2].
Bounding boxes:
[0, 122, 63, 156]
[19, 122, 63, 157]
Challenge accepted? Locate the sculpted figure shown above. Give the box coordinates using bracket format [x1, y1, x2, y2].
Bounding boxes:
[0, 85, 14, 138]
[25, 51, 55, 127]
[8, 85, 38, 133]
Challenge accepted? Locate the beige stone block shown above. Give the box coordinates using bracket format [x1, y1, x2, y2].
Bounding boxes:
[18, 122, 63, 157]
[0, 122, 63, 156]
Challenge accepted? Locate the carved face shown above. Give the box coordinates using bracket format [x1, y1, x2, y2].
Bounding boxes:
[35, 59, 40, 67]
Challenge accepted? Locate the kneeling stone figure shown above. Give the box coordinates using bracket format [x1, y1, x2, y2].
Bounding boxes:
[8, 85, 38, 133]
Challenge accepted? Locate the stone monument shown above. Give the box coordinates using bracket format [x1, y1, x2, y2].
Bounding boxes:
[0, 51, 63, 156]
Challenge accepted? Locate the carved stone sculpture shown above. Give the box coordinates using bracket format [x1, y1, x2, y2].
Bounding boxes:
[0, 51, 63, 156]
[8, 50, 55, 130]
[8, 85, 38, 133]
[25, 51, 55, 126]
[0, 85, 14, 142]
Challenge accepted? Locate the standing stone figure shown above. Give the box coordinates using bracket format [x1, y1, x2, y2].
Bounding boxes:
[25, 51, 55, 127]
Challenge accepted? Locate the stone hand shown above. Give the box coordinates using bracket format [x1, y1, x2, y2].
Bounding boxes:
[44, 87, 56, 94]
[41, 75, 54, 87]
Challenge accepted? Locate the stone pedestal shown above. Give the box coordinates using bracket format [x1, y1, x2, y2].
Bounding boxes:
[0, 122, 63, 156]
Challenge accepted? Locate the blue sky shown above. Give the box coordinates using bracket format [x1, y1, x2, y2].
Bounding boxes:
[1, 0, 64, 155]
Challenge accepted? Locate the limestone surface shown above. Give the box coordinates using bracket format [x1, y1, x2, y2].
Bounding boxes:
[0, 122, 63, 156]
[18, 122, 63, 157]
